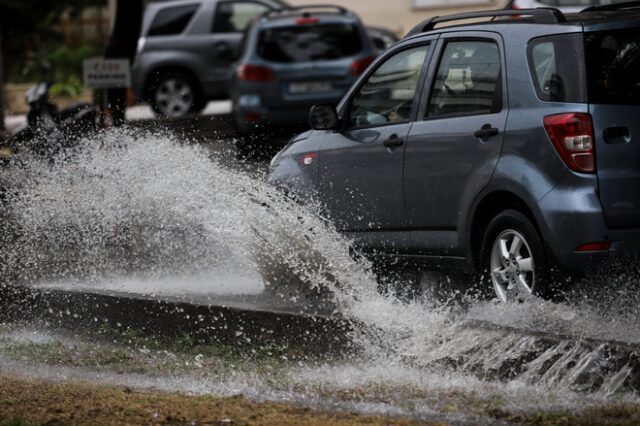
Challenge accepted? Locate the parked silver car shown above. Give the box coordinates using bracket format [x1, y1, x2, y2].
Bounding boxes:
[132, 0, 286, 117]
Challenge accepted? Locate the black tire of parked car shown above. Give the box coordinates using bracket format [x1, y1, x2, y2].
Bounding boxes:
[146, 71, 205, 117]
[478, 209, 550, 301]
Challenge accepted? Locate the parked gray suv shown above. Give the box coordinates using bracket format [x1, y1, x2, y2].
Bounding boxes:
[230, 6, 377, 137]
[132, 0, 286, 117]
[267, 4, 640, 302]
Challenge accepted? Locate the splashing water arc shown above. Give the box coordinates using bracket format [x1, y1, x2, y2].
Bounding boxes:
[4, 128, 640, 414]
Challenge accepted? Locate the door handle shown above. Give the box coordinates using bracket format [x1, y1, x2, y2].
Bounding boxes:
[603, 126, 630, 145]
[474, 124, 499, 139]
[383, 134, 404, 148]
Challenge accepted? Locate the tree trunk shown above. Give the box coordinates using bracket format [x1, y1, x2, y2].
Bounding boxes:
[0, 27, 5, 135]
[104, 0, 143, 126]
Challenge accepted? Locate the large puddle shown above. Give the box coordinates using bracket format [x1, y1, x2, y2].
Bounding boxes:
[2, 128, 640, 423]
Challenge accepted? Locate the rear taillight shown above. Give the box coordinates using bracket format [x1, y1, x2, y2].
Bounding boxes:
[237, 64, 275, 82]
[543, 113, 596, 174]
[295, 17, 320, 25]
[350, 56, 376, 76]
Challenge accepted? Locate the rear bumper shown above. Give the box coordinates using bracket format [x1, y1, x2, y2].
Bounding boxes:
[537, 180, 640, 273]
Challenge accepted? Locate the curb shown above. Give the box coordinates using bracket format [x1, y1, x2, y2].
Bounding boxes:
[0, 284, 353, 352]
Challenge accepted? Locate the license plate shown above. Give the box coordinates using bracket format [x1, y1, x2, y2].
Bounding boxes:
[288, 81, 332, 94]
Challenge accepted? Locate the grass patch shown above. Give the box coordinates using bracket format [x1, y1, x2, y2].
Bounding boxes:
[0, 374, 438, 426]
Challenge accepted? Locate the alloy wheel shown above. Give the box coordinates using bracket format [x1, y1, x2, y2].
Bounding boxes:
[154, 78, 194, 117]
[489, 229, 535, 302]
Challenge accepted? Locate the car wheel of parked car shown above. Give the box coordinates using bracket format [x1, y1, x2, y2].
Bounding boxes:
[149, 72, 203, 117]
[479, 210, 548, 302]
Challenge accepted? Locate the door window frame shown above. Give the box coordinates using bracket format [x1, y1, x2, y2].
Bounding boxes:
[417, 31, 508, 122]
[339, 39, 437, 131]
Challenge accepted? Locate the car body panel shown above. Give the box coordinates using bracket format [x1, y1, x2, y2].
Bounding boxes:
[132, 0, 284, 101]
[267, 9, 640, 276]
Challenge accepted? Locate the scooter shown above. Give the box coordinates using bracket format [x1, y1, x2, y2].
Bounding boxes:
[3, 81, 99, 161]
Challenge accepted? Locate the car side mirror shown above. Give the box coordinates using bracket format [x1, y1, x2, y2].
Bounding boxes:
[309, 105, 339, 130]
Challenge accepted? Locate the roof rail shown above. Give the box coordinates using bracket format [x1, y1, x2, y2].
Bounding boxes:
[405, 8, 566, 37]
[262, 4, 348, 19]
[582, 1, 640, 12]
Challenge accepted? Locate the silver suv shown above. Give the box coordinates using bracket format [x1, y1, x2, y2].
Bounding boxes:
[268, 5, 640, 302]
[132, 0, 286, 117]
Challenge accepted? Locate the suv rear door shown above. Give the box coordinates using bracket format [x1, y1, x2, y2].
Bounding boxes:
[188, 1, 276, 95]
[585, 22, 640, 228]
[404, 32, 507, 253]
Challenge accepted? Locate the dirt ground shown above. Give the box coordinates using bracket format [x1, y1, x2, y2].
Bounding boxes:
[0, 374, 442, 426]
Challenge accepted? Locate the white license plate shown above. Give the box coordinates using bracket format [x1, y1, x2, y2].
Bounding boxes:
[288, 81, 332, 94]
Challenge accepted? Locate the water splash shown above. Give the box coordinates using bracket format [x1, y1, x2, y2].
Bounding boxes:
[2, 127, 640, 409]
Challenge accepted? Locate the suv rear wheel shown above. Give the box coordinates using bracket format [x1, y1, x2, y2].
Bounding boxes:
[148, 71, 203, 117]
[479, 210, 548, 302]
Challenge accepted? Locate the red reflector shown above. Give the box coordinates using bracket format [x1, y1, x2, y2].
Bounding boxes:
[576, 242, 611, 252]
[243, 113, 261, 122]
[295, 17, 319, 25]
[300, 152, 317, 165]
[543, 113, 596, 173]
[350, 56, 376, 76]
[237, 64, 275, 82]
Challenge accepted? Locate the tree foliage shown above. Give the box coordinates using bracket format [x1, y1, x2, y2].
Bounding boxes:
[0, 0, 103, 80]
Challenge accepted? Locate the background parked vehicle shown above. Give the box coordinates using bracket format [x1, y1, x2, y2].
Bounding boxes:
[7, 80, 98, 160]
[367, 26, 399, 54]
[132, 0, 287, 118]
[230, 5, 377, 154]
[268, 4, 640, 303]
[505, 0, 631, 13]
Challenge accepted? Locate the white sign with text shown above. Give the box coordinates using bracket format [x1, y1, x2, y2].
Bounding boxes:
[83, 58, 131, 89]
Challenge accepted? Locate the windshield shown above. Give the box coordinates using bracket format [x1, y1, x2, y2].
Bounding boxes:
[257, 23, 363, 63]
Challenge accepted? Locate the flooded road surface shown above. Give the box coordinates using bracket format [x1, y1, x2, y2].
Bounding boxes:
[2, 127, 640, 424]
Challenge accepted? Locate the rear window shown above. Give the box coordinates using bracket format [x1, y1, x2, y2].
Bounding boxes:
[585, 28, 640, 105]
[527, 34, 586, 103]
[148, 4, 199, 36]
[257, 24, 363, 63]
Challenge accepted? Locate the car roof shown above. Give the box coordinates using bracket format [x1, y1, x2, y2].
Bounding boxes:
[402, 8, 640, 40]
[255, 5, 361, 29]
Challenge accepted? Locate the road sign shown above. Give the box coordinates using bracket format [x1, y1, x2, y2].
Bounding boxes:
[83, 58, 131, 89]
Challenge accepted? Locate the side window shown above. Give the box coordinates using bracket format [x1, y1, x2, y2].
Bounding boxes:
[148, 4, 199, 36]
[213, 1, 270, 33]
[427, 40, 502, 119]
[349, 45, 428, 128]
[528, 34, 586, 103]
[531, 41, 557, 98]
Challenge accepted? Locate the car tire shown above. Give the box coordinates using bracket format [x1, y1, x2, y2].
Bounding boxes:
[478, 209, 549, 302]
[148, 71, 203, 118]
